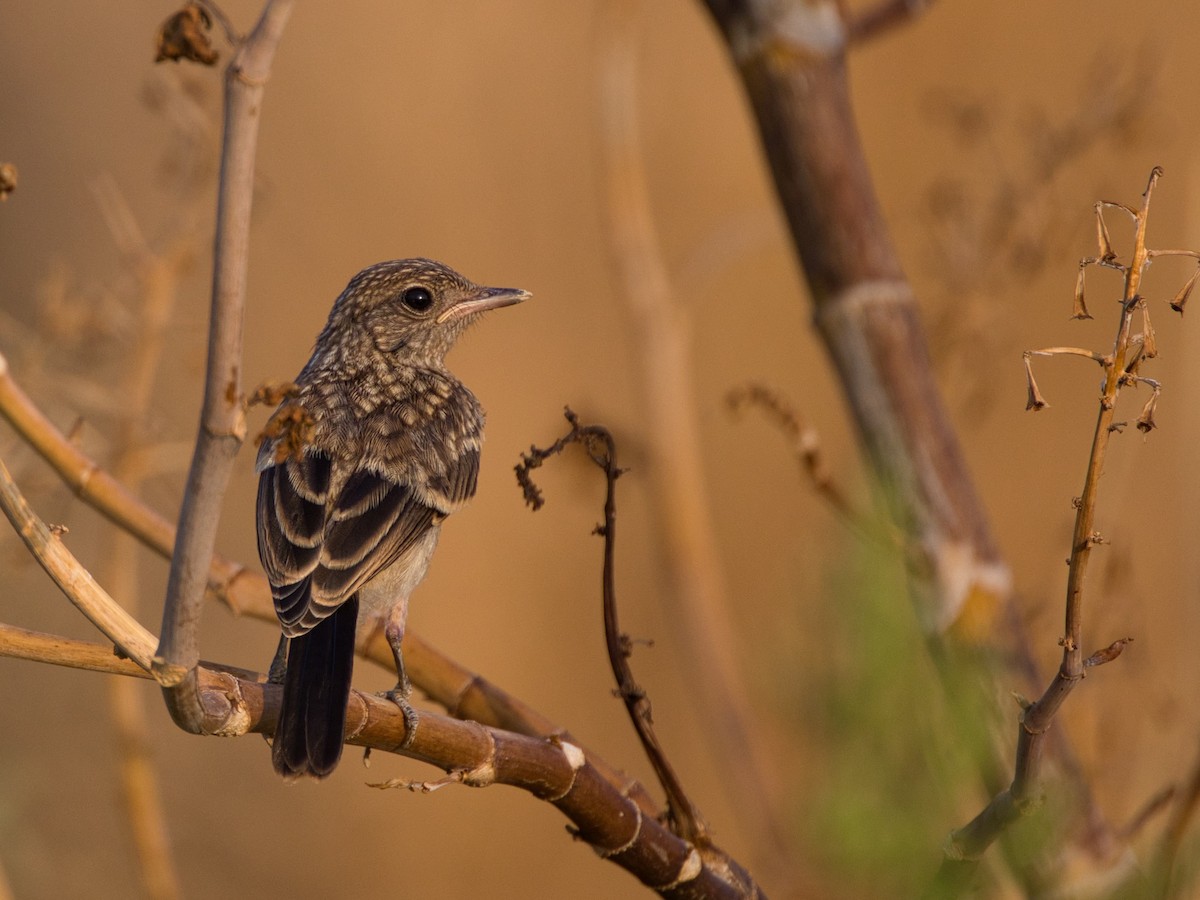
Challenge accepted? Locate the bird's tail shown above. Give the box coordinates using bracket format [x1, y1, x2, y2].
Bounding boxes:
[272, 595, 359, 779]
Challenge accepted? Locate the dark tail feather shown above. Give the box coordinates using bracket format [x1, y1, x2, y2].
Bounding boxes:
[272, 596, 359, 779]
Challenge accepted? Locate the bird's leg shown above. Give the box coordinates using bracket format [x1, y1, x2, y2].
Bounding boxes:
[263, 635, 289, 748]
[267, 634, 289, 684]
[380, 604, 418, 748]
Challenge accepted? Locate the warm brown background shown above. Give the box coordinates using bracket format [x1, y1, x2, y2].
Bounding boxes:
[3, 1, 1200, 898]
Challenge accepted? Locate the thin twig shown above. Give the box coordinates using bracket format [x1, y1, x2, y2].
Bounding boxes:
[516, 409, 709, 846]
[0, 623, 152, 678]
[0, 623, 263, 683]
[931, 168, 1187, 889]
[596, 1, 785, 854]
[0, 351, 664, 821]
[0, 452, 158, 668]
[726, 382, 892, 547]
[156, 0, 292, 730]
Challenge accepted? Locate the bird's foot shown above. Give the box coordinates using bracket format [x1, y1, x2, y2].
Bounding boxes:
[380, 683, 419, 749]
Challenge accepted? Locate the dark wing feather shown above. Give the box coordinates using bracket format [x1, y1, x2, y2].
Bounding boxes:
[257, 428, 480, 635]
[311, 491, 438, 601]
[257, 461, 325, 584]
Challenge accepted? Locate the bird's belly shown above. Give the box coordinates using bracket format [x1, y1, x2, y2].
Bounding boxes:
[355, 525, 441, 630]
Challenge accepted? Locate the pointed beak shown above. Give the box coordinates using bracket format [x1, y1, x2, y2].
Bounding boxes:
[436, 285, 531, 324]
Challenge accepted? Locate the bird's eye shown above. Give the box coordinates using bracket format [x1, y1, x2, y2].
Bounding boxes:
[401, 286, 434, 312]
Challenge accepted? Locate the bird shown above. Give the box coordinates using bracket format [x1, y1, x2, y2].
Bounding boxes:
[255, 258, 529, 779]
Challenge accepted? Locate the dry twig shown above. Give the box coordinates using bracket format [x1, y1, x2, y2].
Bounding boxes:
[0, 351, 767, 894]
[516, 409, 710, 847]
[155, 0, 292, 731]
[931, 168, 1199, 893]
[596, 0, 785, 855]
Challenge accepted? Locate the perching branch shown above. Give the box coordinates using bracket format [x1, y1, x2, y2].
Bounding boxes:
[0, 348, 663, 817]
[0, 447, 761, 898]
[156, 0, 291, 732]
[0, 351, 772, 890]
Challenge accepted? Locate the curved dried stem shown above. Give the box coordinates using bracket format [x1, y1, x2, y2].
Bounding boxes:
[596, 0, 785, 854]
[516, 409, 710, 846]
[0, 453, 158, 668]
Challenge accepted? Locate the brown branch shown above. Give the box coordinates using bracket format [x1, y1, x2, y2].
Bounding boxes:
[726, 383, 888, 546]
[0, 350, 663, 817]
[156, 0, 291, 732]
[596, 0, 786, 857]
[0, 451, 158, 668]
[0, 352, 183, 561]
[0, 623, 153, 678]
[516, 409, 710, 847]
[698, 0, 1008, 642]
[0, 504, 761, 898]
[0, 623, 263, 683]
[931, 168, 1186, 890]
[2, 346, 767, 888]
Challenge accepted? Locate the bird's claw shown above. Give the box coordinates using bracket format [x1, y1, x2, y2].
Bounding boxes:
[381, 685, 419, 749]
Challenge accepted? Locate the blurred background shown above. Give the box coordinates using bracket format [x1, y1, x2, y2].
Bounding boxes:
[2, 1, 1200, 897]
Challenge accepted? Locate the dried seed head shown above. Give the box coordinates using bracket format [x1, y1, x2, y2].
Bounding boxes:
[1169, 266, 1200, 315]
[1095, 203, 1116, 262]
[1136, 389, 1159, 433]
[1140, 306, 1158, 358]
[1023, 354, 1048, 411]
[1072, 265, 1092, 320]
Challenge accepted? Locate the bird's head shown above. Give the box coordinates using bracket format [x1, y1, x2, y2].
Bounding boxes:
[317, 258, 530, 368]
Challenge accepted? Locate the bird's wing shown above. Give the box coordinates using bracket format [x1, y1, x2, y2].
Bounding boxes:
[256, 444, 480, 635]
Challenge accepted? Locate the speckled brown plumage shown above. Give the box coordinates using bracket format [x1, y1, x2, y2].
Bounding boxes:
[256, 258, 528, 779]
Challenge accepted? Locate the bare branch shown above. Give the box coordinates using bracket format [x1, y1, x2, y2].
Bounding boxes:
[932, 168, 1189, 888]
[156, 0, 291, 731]
[0, 351, 668, 830]
[0, 452, 158, 668]
[517, 410, 710, 846]
[0, 623, 153, 678]
[596, 0, 785, 854]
